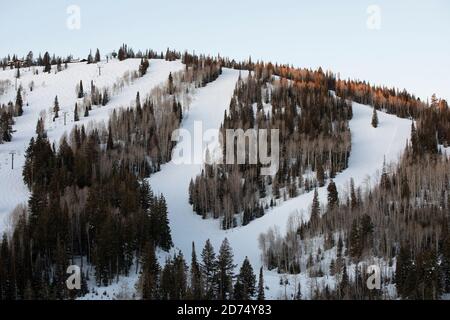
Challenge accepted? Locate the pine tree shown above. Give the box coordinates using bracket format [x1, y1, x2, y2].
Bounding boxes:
[371, 107, 378, 128]
[257, 267, 265, 300]
[84, 106, 89, 117]
[316, 161, 325, 187]
[43, 52, 51, 73]
[139, 58, 149, 76]
[441, 232, 450, 293]
[190, 242, 203, 299]
[102, 89, 109, 106]
[395, 244, 414, 299]
[118, 47, 126, 61]
[234, 257, 256, 300]
[349, 218, 362, 259]
[217, 238, 236, 300]
[168, 72, 174, 95]
[0, 112, 13, 142]
[400, 173, 410, 200]
[94, 48, 101, 63]
[310, 188, 320, 222]
[53, 96, 59, 119]
[327, 179, 339, 211]
[15, 88, 23, 116]
[140, 242, 160, 299]
[411, 122, 419, 156]
[339, 264, 349, 297]
[74, 103, 79, 122]
[380, 158, 391, 190]
[350, 178, 358, 210]
[172, 251, 188, 299]
[87, 50, 93, 64]
[201, 239, 217, 299]
[78, 80, 84, 99]
[136, 91, 141, 109]
[107, 124, 114, 150]
[156, 195, 173, 251]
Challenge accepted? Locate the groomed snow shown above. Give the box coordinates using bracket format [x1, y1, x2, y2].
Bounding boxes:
[148, 75, 412, 298]
[0, 59, 184, 233]
[1, 62, 412, 299]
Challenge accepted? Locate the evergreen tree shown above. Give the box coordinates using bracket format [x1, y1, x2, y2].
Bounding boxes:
[107, 124, 114, 150]
[411, 122, 419, 156]
[78, 80, 84, 99]
[350, 178, 358, 210]
[43, 52, 51, 73]
[15, 88, 23, 116]
[257, 267, 265, 300]
[234, 257, 256, 300]
[53, 96, 59, 119]
[310, 188, 320, 222]
[395, 244, 414, 298]
[102, 89, 109, 106]
[339, 264, 349, 297]
[0, 112, 13, 142]
[371, 107, 378, 128]
[217, 238, 236, 299]
[94, 49, 101, 63]
[155, 195, 173, 251]
[349, 218, 362, 259]
[140, 242, 160, 299]
[327, 179, 339, 211]
[316, 161, 325, 187]
[201, 239, 217, 299]
[190, 242, 203, 299]
[168, 72, 174, 95]
[74, 103, 79, 122]
[87, 50, 93, 64]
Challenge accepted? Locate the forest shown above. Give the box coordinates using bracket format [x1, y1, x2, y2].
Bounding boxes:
[0, 48, 224, 299]
[0, 46, 449, 300]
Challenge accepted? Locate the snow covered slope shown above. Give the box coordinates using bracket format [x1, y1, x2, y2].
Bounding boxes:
[149, 79, 411, 298]
[0, 59, 184, 233]
[1, 61, 412, 299]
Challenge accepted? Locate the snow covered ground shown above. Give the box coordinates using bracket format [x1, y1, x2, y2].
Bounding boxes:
[0, 61, 412, 299]
[147, 72, 412, 298]
[0, 58, 184, 233]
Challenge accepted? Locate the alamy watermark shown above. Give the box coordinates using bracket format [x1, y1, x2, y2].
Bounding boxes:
[66, 265, 81, 290]
[171, 121, 279, 176]
[366, 5, 382, 30]
[66, 5, 81, 30]
[366, 265, 381, 290]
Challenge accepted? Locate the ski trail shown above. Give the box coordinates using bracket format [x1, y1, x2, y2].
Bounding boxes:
[0, 59, 184, 233]
[149, 86, 411, 297]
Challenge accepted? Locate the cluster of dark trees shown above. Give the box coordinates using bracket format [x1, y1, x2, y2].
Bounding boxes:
[0, 51, 71, 72]
[259, 101, 450, 299]
[115, 44, 180, 62]
[0, 106, 14, 143]
[0, 51, 225, 300]
[138, 238, 265, 300]
[189, 64, 352, 229]
[0, 124, 174, 299]
[0, 87, 26, 143]
[336, 80, 450, 147]
[86, 49, 101, 64]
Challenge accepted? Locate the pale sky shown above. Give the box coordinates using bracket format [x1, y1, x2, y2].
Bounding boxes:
[1, 0, 449, 101]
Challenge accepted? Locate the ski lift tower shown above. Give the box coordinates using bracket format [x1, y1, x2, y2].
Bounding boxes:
[97, 62, 104, 76]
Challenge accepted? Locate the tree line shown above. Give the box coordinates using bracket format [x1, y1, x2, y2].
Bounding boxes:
[138, 238, 265, 300]
[190, 63, 352, 229]
[0, 52, 224, 300]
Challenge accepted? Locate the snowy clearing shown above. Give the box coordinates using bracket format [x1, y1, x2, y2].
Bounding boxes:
[0, 59, 184, 233]
[147, 71, 412, 298]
